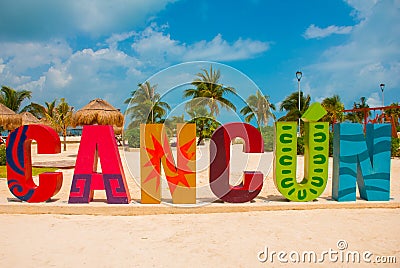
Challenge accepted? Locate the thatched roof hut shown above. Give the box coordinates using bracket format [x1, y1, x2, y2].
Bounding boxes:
[39, 117, 51, 126]
[113, 126, 123, 135]
[73, 98, 124, 128]
[0, 103, 22, 130]
[20, 111, 40, 125]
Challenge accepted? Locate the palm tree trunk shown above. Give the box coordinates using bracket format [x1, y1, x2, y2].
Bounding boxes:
[63, 129, 67, 151]
[197, 135, 204, 146]
[197, 126, 204, 146]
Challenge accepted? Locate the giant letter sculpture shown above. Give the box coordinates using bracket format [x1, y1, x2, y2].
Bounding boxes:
[69, 125, 131, 204]
[274, 103, 329, 201]
[6, 125, 63, 202]
[140, 123, 196, 204]
[332, 123, 391, 201]
[210, 122, 264, 203]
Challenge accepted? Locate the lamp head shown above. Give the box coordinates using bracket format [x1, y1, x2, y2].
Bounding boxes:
[380, 83, 385, 92]
[296, 71, 302, 81]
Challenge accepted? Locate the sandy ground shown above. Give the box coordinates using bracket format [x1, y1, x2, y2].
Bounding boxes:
[0, 141, 399, 267]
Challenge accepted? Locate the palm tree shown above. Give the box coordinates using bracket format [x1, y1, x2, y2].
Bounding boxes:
[279, 91, 311, 122]
[384, 102, 400, 129]
[22, 99, 57, 119]
[240, 90, 276, 127]
[321, 94, 344, 127]
[164, 114, 185, 137]
[187, 106, 219, 145]
[0, 86, 32, 112]
[345, 97, 370, 123]
[184, 65, 236, 116]
[124, 82, 171, 128]
[46, 98, 73, 151]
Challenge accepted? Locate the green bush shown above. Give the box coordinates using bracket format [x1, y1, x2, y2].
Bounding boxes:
[297, 136, 304, 155]
[295, 132, 332, 156]
[260, 126, 274, 152]
[392, 137, 400, 157]
[124, 128, 140, 148]
[329, 132, 334, 157]
[0, 144, 6, 166]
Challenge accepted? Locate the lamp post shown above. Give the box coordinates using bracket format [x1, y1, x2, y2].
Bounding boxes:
[380, 83, 385, 107]
[296, 71, 302, 136]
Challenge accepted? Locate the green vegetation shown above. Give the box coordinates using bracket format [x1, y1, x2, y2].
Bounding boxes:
[240, 90, 275, 127]
[0, 85, 74, 151]
[296, 136, 305, 155]
[164, 114, 185, 137]
[279, 91, 311, 123]
[260, 126, 274, 152]
[345, 97, 370, 123]
[124, 127, 140, 148]
[0, 85, 32, 112]
[384, 102, 400, 130]
[184, 66, 236, 116]
[0, 144, 6, 165]
[0, 166, 58, 178]
[124, 81, 171, 128]
[183, 66, 236, 145]
[23, 99, 57, 119]
[187, 106, 219, 145]
[321, 94, 344, 127]
[46, 98, 74, 151]
[392, 138, 400, 157]
[0, 145, 60, 175]
[3, 66, 398, 159]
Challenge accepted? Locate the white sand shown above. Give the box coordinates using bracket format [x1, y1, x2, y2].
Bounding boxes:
[0, 209, 399, 267]
[0, 142, 399, 267]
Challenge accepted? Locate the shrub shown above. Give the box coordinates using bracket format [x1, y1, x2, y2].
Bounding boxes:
[260, 126, 274, 152]
[0, 144, 6, 166]
[124, 128, 140, 148]
[297, 136, 304, 155]
[295, 132, 332, 156]
[392, 137, 400, 157]
[329, 132, 334, 157]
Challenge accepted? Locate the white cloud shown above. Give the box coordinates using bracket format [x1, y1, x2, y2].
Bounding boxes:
[131, 24, 185, 67]
[0, 40, 72, 75]
[305, 0, 400, 107]
[0, 39, 144, 108]
[46, 66, 72, 88]
[20, 76, 46, 93]
[41, 47, 144, 107]
[131, 24, 269, 66]
[0, 58, 5, 74]
[0, 0, 177, 40]
[0, 22, 269, 110]
[184, 34, 269, 61]
[366, 92, 382, 108]
[345, 0, 379, 19]
[304, 24, 353, 39]
[105, 31, 136, 49]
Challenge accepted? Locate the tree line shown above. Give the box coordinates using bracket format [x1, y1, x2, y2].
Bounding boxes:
[0, 86, 73, 151]
[2, 65, 399, 154]
[124, 65, 400, 147]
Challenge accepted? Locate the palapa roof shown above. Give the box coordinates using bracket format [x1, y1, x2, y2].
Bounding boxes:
[73, 98, 124, 127]
[20, 111, 40, 125]
[39, 117, 51, 125]
[113, 126, 123, 135]
[0, 103, 22, 130]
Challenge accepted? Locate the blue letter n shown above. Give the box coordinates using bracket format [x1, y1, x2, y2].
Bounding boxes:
[332, 123, 391, 201]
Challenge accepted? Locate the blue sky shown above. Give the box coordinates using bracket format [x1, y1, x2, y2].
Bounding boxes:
[0, 0, 399, 122]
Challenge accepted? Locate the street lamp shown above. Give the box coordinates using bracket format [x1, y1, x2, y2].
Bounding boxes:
[380, 83, 385, 107]
[296, 71, 302, 136]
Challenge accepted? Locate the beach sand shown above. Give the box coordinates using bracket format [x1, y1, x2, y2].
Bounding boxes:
[0, 142, 399, 267]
